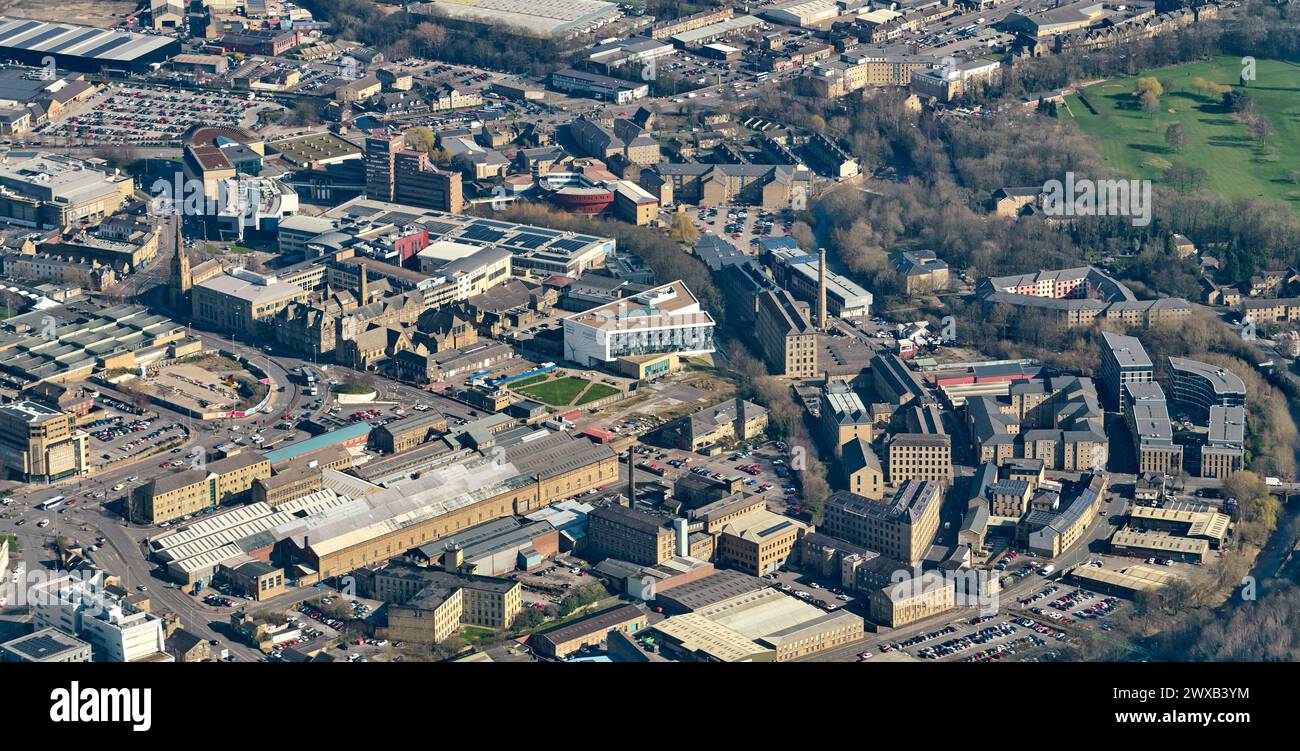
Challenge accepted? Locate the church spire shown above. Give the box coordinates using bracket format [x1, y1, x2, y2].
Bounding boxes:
[170, 217, 192, 309]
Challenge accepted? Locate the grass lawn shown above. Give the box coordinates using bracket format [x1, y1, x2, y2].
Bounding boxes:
[459, 626, 497, 644]
[507, 373, 548, 390]
[331, 382, 373, 395]
[1064, 55, 1300, 209]
[576, 383, 621, 405]
[516, 377, 591, 406]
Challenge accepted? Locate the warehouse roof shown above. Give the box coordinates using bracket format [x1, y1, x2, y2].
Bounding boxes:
[0, 16, 176, 62]
[695, 587, 857, 643]
[532, 603, 645, 649]
[150, 491, 353, 576]
[656, 569, 767, 612]
[1111, 528, 1209, 557]
[1130, 505, 1230, 543]
[651, 613, 772, 662]
[1069, 564, 1180, 594]
[263, 422, 372, 466]
[413, 0, 619, 35]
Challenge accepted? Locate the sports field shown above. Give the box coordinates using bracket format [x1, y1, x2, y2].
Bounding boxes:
[1064, 56, 1300, 209]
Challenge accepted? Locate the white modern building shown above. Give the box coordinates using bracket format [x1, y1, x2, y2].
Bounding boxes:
[28, 573, 169, 662]
[549, 69, 650, 104]
[563, 280, 716, 366]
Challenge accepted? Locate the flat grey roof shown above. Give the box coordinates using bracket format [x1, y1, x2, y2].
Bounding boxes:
[656, 569, 768, 612]
[1168, 357, 1246, 396]
[1208, 405, 1246, 446]
[1101, 331, 1152, 369]
[1, 628, 88, 660]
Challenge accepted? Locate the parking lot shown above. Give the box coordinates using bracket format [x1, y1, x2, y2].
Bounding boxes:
[618, 438, 807, 515]
[85, 411, 190, 469]
[259, 592, 385, 662]
[862, 613, 1069, 663]
[1016, 580, 1125, 632]
[767, 569, 857, 612]
[692, 205, 795, 253]
[40, 84, 270, 145]
[515, 557, 599, 609]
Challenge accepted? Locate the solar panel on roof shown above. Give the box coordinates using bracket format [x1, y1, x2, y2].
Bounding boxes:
[461, 225, 505, 243]
[18, 26, 71, 48]
[507, 234, 549, 250]
[551, 238, 588, 252]
[0, 19, 43, 44]
[82, 35, 136, 58]
[12, 634, 74, 658]
[478, 219, 516, 229]
[347, 205, 383, 217]
[47, 28, 105, 53]
[421, 220, 459, 236]
[378, 211, 421, 225]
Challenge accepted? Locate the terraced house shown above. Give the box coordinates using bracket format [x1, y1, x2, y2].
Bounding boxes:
[1240, 297, 1300, 325]
[978, 266, 1190, 330]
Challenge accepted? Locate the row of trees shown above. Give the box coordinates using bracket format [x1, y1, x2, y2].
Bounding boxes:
[971, 0, 1300, 106]
[727, 344, 833, 522]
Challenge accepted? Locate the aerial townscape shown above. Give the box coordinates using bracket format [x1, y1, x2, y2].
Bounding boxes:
[0, 0, 1298, 685]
